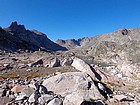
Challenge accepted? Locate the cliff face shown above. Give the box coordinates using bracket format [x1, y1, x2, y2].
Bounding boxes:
[0, 21, 67, 52]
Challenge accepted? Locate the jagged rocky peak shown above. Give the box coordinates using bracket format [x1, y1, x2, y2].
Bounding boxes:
[6, 21, 26, 33]
[10, 21, 18, 27]
[0, 21, 67, 51]
[56, 37, 94, 49]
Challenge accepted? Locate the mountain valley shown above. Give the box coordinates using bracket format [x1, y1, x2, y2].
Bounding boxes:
[0, 22, 140, 105]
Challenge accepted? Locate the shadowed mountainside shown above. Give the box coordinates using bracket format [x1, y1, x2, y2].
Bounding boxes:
[0, 21, 67, 52]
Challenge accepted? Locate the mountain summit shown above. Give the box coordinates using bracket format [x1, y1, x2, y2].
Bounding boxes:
[0, 21, 67, 52]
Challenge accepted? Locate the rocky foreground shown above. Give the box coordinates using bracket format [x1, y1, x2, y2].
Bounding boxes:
[0, 51, 140, 105]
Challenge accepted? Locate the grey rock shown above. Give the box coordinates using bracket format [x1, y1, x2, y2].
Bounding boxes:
[71, 57, 96, 80]
[28, 59, 43, 67]
[97, 83, 106, 93]
[63, 93, 84, 105]
[28, 92, 39, 103]
[128, 101, 138, 105]
[15, 93, 27, 100]
[39, 85, 48, 94]
[21, 87, 35, 97]
[6, 90, 10, 96]
[43, 57, 60, 67]
[38, 94, 54, 104]
[18, 64, 27, 69]
[3, 64, 10, 67]
[43, 72, 104, 101]
[26, 68, 32, 72]
[55, 72, 61, 75]
[0, 88, 4, 96]
[28, 84, 36, 90]
[61, 57, 73, 66]
[2, 89, 7, 97]
[9, 94, 16, 100]
[117, 73, 123, 78]
[113, 94, 128, 101]
[47, 98, 62, 105]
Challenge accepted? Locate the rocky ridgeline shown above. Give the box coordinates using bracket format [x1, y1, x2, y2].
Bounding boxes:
[0, 22, 140, 105]
[0, 51, 140, 105]
[56, 28, 140, 66]
[56, 37, 95, 50]
[0, 21, 67, 52]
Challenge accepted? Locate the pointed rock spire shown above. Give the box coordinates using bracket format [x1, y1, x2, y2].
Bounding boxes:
[8, 21, 26, 33]
[9, 21, 18, 28]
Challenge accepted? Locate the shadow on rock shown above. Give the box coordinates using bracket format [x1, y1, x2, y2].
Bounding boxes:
[81, 100, 105, 105]
[94, 81, 113, 99]
[90, 66, 102, 81]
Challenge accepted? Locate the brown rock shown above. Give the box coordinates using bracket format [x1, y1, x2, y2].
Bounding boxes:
[11, 85, 27, 93]
[0, 96, 12, 105]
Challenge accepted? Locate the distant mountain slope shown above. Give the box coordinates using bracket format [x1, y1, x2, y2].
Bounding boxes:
[0, 21, 67, 52]
[57, 28, 140, 65]
[56, 39, 80, 49]
[56, 37, 94, 49]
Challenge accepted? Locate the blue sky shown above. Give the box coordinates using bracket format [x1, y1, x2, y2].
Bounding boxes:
[0, 0, 140, 41]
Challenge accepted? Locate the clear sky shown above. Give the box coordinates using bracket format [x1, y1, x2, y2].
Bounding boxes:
[0, 0, 140, 41]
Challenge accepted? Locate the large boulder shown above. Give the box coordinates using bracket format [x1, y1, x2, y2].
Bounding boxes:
[28, 91, 40, 103]
[38, 94, 54, 105]
[43, 57, 60, 67]
[28, 58, 43, 67]
[20, 87, 35, 97]
[61, 57, 73, 66]
[63, 93, 106, 105]
[72, 57, 124, 86]
[47, 98, 62, 105]
[42, 72, 104, 103]
[71, 57, 96, 80]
